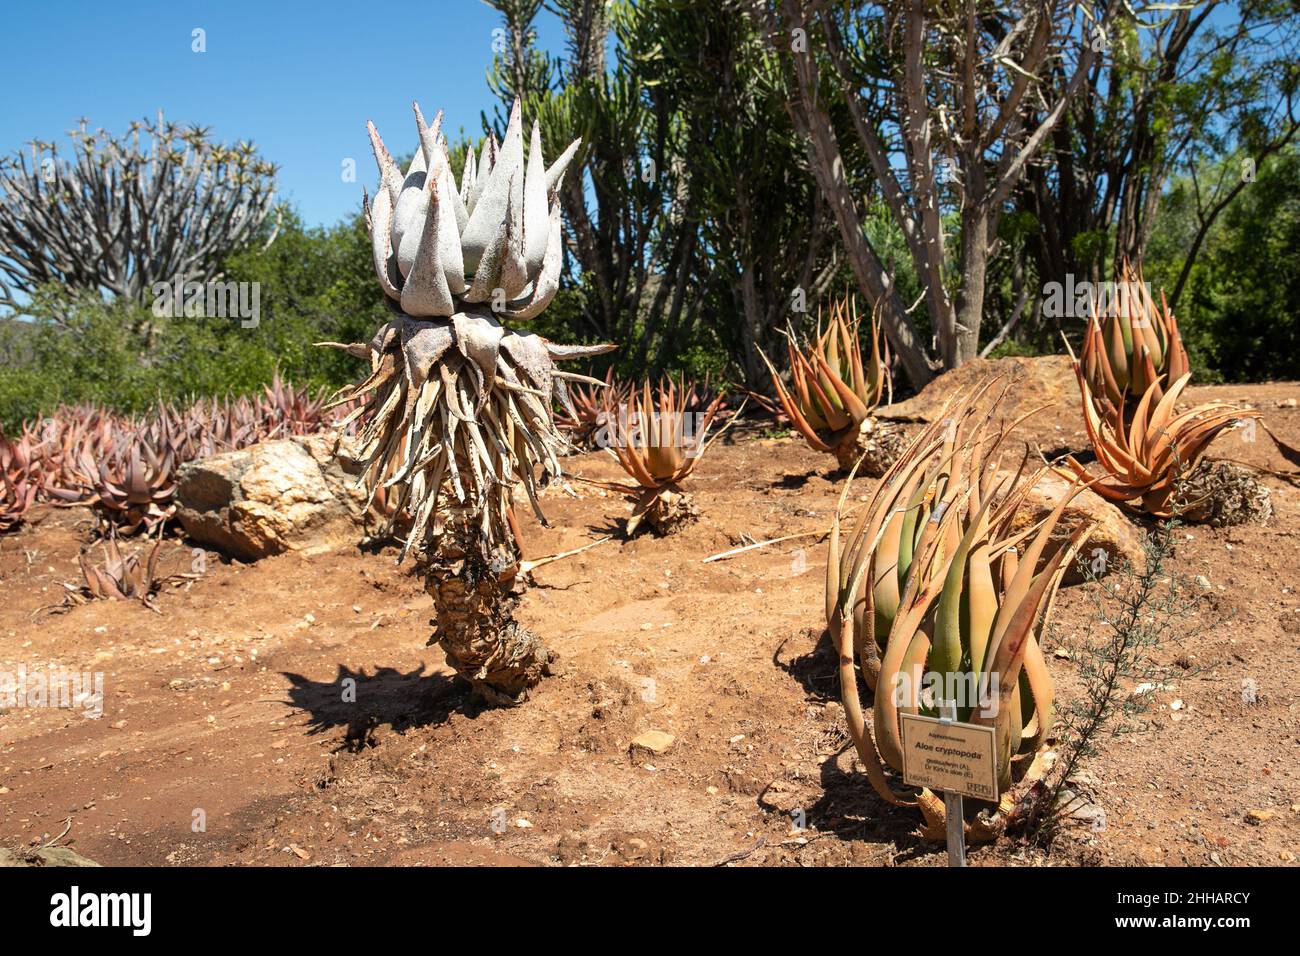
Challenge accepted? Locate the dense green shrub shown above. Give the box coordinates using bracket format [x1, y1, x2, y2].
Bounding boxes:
[1147, 149, 1300, 383]
[0, 208, 389, 431]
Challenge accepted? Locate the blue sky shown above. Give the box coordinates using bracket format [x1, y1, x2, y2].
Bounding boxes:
[2, 0, 565, 228]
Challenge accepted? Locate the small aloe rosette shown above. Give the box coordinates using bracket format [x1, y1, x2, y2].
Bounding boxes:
[761, 295, 897, 474]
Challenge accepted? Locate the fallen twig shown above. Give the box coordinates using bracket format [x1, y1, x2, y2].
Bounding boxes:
[519, 536, 614, 576]
[712, 836, 768, 867]
[702, 530, 828, 563]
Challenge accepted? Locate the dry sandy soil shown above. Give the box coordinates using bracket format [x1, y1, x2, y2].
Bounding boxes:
[1, 369, 1298, 867]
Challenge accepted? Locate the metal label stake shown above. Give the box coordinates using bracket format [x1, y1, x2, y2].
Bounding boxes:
[939, 699, 966, 868]
[900, 705, 995, 867]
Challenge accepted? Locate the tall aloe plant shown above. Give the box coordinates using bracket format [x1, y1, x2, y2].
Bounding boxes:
[826, 380, 1092, 837]
[324, 98, 612, 704]
[1066, 262, 1261, 518]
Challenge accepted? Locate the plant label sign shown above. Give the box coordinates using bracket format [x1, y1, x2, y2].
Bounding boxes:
[899, 713, 998, 802]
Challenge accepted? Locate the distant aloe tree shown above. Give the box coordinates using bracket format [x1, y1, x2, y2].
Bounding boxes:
[0, 112, 278, 318]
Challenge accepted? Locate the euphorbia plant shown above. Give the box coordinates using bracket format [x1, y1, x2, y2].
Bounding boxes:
[762, 294, 898, 474]
[324, 98, 611, 705]
[827, 380, 1092, 838]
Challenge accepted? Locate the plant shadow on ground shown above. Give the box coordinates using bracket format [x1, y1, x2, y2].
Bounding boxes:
[774, 626, 839, 703]
[1043, 444, 1093, 464]
[582, 513, 628, 539]
[772, 625, 939, 863]
[774, 469, 821, 490]
[283, 664, 471, 753]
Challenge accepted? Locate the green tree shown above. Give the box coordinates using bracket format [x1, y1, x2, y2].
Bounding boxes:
[1148, 147, 1300, 381]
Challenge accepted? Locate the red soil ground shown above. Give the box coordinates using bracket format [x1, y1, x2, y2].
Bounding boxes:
[1, 378, 1297, 867]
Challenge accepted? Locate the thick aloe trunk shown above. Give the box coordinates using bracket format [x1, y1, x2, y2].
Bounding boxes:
[831, 418, 908, 477]
[423, 503, 554, 706]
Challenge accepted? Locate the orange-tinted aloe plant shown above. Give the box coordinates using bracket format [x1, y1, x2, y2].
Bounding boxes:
[1062, 263, 1259, 517]
[827, 379, 1092, 838]
[761, 294, 895, 473]
[1061, 358, 1258, 517]
[1081, 260, 1189, 412]
[555, 368, 621, 449]
[599, 376, 731, 535]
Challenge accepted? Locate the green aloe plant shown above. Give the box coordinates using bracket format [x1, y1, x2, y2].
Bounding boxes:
[827, 379, 1092, 837]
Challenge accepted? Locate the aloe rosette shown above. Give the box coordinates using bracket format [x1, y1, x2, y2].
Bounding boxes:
[827, 380, 1092, 837]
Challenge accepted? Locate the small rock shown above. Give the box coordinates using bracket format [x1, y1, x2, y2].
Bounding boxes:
[1194, 575, 1212, 591]
[1066, 770, 1098, 790]
[1073, 803, 1107, 831]
[630, 730, 675, 755]
[514, 818, 533, 829]
[1246, 809, 1277, 825]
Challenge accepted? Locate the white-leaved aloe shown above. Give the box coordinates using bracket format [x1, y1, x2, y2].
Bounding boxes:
[323, 98, 612, 705]
[364, 98, 580, 321]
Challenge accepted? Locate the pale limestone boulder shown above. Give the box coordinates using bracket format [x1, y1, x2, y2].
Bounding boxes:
[0, 847, 101, 866]
[175, 433, 370, 561]
[1011, 471, 1145, 583]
